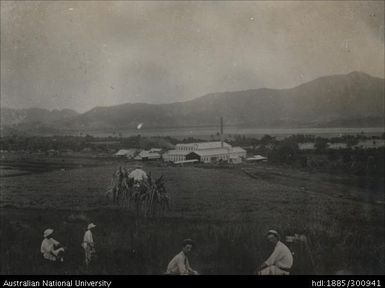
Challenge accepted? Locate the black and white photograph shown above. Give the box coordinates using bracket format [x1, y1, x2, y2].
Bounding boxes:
[0, 0, 384, 278]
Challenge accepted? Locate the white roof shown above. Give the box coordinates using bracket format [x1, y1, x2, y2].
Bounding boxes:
[196, 142, 231, 150]
[246, 155, 267, 161]
[139, 151, 160, 157]
[231, 147, 246, 153]
[150, 148, 162, 152]
[176, 141, 231, 150]
[188, 148, 230, 157]
[115, 149, 136, 156]
[354, 139, 385, 148]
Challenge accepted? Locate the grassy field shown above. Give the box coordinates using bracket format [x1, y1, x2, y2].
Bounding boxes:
[0, 156, 384, 275]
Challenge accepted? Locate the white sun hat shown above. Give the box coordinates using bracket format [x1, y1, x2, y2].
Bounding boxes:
[88, 223, 96, 230]
[43, 228, 54, 238]
[267, 230, 280, 238]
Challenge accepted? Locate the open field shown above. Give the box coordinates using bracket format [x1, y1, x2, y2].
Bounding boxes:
[0, 156, 384, 275]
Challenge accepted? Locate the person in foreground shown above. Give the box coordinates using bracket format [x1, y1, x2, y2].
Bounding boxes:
[166, 239, 199, 275]
[256, 229, 293, 275]
[41, 228, 65, 263]
[82, 223, 96, 266]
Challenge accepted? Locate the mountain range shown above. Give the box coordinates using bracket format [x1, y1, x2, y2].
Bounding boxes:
[1, 71, 384, 135]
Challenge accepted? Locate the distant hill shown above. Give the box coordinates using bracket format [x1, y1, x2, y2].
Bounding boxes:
[1, 71, 384, 134]
[0, 107, 79, 134]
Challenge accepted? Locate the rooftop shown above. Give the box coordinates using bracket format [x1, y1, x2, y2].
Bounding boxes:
[187, 148, 230, 156]
[176, 141, 232, 150]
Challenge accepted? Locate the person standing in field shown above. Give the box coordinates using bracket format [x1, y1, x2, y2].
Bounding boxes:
[128, 164, 148, 185]
[166, 239, 199, 275]
[256, 230, 293, 275]
[41, 228, 65, 263]
[82, 223, 96, 266]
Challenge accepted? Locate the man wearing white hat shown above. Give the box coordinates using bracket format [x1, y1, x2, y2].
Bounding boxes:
[41, 228, 65, 262]
[128, 165, 148, 184]
[82, 223, 96, 266]
[256, 230, 293, 275]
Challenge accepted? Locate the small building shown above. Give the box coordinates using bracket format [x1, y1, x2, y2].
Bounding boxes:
[114, 149, 138, 159]
[150, 148, 163, 153]
[354, 139, 385, 149]
[299, 143, 315, 151]
[246, 155, 268, 162]
[162, 150, 190, 162]
[229, 146, 247, 159]
[134, 150, 161, 161]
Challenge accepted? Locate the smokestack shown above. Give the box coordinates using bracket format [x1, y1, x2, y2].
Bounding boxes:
[220, 117, 224, 148]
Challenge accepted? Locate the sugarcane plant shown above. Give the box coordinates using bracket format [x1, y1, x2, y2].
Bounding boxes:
[106, 166, 170, 217]
[106, 166, 133, 205]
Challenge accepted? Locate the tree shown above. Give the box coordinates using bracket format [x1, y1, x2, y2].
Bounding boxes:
[260, 135, 275, 146]
[269, 140, 300, 164]
[314, 137, 328, 152]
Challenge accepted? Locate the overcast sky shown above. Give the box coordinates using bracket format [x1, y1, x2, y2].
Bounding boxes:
[1, 1, 384, 112]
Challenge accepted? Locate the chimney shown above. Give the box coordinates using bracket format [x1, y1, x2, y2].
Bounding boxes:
[220, 117, 224, 148]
